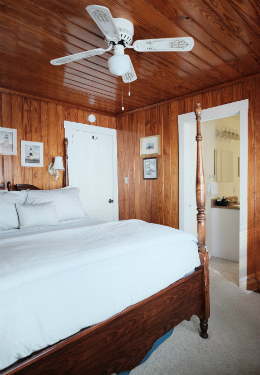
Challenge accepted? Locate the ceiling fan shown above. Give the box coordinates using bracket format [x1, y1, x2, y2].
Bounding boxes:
[50, 5, 194, 83]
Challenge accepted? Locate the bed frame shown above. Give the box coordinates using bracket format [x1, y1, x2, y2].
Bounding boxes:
[1, 103, 209, 375]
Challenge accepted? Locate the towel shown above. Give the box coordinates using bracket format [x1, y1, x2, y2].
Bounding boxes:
[207, 181, 218, 196]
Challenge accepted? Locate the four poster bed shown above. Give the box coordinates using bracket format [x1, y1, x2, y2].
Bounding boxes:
[0, 104, 209, 375]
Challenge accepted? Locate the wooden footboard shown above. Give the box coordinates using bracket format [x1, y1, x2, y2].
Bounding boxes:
[1, 269, 203, 375]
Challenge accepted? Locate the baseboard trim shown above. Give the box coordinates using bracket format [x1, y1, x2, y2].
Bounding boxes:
[247, 277, 260, 292]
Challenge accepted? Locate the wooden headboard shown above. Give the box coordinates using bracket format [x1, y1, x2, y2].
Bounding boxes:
[15, 184, 41, 191]
[0, 182, 11, 191]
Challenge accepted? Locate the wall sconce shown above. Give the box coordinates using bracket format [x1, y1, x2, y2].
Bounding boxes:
[48, 156, 64, 181]
[215, 126, 240, 140]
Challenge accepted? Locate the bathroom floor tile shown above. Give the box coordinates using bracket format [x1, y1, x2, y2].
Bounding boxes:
[209, 267, 223, 278]
[209, 256, 237, 271]
[219, 270, 239, 286]
[226, 264, 239, 275]
[209, 256, 239, 287]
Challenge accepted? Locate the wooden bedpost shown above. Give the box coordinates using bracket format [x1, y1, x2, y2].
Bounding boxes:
[195, 103, 210, 339]
[64, 138, 69, 187]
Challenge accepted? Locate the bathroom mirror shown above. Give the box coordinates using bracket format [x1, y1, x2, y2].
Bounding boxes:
[221, 150, 233, 182]
[214, 149, 233, 182]
[214, 149, 221, 182]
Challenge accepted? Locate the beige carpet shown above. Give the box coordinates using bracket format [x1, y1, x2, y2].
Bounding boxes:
[129, 257, 260, 375]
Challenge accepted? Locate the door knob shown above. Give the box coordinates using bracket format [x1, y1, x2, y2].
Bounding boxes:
[109, 199, 114, 203]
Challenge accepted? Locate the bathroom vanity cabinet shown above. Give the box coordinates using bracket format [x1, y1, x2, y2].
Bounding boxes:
[210, 198, 239, 261]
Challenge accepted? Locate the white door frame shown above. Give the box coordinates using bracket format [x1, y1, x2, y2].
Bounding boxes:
[178, 99, 249, 289]
[64, 121, 119, 221]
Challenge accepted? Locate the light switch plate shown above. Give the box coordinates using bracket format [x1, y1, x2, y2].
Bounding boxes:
[124, 177, 128, 184]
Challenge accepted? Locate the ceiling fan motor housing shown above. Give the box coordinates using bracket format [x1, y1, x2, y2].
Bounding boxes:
[111, 18, 134, 46]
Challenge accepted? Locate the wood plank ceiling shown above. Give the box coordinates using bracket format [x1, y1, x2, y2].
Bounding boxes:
[0, 0, 260, 115]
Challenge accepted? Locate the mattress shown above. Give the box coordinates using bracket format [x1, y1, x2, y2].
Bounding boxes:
[0, 219, 200, 370]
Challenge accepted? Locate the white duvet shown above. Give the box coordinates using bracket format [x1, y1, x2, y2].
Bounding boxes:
[0, 219, 200, 370]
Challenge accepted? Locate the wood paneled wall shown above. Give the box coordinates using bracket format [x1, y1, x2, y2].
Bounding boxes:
[117, 77, 260, 292]
[1, 77, 259, 292]
[117, 103, 178, 229]
[0, 91, 116, 190]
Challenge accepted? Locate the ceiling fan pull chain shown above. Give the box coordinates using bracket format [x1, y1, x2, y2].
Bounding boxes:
[128, 82, 131, 96]
[122, 81, 124, 111]
[106, 44, 113, 52]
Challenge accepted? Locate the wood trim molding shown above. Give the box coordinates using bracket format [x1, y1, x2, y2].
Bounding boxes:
[116, 72, 260, 117]
[0, 87, 115, 118]
[2, 73, 260, 118]
[247, 277, 260, 293]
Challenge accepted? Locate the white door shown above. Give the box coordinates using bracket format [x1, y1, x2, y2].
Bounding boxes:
[65, 122, 118, 221]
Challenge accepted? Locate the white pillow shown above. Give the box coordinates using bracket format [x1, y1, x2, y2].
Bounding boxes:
[25, 187, 86, 221]
[0, 191, 27, 230]
[16, 202, 59, 230]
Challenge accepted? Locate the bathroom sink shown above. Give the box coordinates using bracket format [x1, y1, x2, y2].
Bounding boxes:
[229, 204, 240, 209]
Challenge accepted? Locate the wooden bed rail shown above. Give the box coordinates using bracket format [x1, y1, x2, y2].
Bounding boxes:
[195, 103, 210, 338]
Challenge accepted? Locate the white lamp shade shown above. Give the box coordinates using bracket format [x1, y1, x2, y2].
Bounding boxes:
[108, 54, 131, 76]
[53, 156, 64, 170]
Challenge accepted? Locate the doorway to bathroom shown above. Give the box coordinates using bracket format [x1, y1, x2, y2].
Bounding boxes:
[178, 100, 248, 289]
[189, 115, 240, 263]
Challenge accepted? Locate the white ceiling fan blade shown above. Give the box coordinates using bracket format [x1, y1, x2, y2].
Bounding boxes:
[132, 37, 194, 52]
[50, 47, 110, 65]
[122, 60, 137, 83]
[86, 5, 120, 43]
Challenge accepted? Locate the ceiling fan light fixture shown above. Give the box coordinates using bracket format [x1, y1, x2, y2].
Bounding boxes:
[50, 5, 194, 85]
[108, 55, 131, 76]
[108, 44, 131, 76]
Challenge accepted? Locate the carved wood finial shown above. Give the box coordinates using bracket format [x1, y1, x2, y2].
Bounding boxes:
[64, 138, 69, 187]
[195, 102, 202, 120]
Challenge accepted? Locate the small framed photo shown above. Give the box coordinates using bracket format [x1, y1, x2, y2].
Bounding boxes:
[0, 127, 17, 155]
[21, 141, 43, 167]
[140, 135, 160, 156]
[143, 157, 158, 180]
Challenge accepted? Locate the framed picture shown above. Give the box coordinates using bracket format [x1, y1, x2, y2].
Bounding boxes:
[143, 157, 158, 180]
[0, 127, 17, 155]
[21, 141, 43, 167]
[140, 135, 160, 156]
